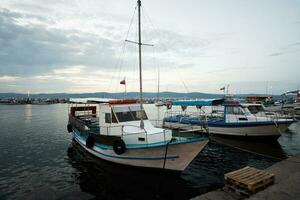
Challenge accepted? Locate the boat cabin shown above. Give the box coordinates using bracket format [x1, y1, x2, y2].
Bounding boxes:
[165, 99, 275, 124]
[69, 99, 172, 145]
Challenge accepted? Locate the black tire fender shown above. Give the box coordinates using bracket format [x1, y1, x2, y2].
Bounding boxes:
[67, 124, 72, 133]
[166, 103, 172, 110]
[86, 136, 95, 149]
[113, 139, 126, 155]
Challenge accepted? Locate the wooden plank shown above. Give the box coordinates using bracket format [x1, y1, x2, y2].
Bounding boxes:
[239, 171, 266, 183]
[233, 169, 261, 181]
[248, 174, 274, 187]
[245, 173, 273, 185]
[225, 166, 250, 178]
[224, 166, 275, 193]
[248, 178, 274, 192]
[228, 168, 253, 179]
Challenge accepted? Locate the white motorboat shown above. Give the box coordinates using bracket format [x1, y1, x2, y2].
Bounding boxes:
[243, 103, 294, 120]
[163, 99, 296, 141]
[68, 99, 208, 171]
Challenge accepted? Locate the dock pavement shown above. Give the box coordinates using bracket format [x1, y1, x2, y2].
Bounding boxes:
[191, 154, 300, 200]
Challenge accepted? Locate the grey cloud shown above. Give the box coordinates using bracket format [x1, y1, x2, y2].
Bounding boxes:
[269, 52, 283, 57]
[143, 29, 211, 54]
[269, 41, 300, 57]
[0, 8, 119, 76]
[0, 7, 211, 78]
[289, 42, 300, 46]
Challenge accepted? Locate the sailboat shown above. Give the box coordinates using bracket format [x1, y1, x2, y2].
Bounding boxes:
[67, 0, 208, 171]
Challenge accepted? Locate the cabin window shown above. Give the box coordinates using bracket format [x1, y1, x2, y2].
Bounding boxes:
[116, 111, 134, 122]
[112, 105, 148, 122]
[112, 112, 118, 123]
[133, 110, 148, 120]
[115, 110, 148, 122]
[105, 113, 111, 123]
[248, 106, 264, 114]
[227, 106, 244, 115]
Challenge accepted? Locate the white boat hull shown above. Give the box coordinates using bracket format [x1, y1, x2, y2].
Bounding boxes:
[163, 122, 283, 140]
[72, 129, 208, 171]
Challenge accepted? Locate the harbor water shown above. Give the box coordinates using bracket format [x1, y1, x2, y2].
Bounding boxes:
[0, 104, 300, 200]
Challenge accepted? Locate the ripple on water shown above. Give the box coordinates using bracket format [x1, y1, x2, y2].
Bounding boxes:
[0, 104, 299, 200]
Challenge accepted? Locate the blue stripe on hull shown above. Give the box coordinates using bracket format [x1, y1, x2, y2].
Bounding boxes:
[72, 127, 208, 150]
[72, 129, 179, 160]
[164, 117, 294, 128]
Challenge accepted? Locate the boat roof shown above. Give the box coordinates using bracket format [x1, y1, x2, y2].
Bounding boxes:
[172, 98, 243, 106]
[172, 98, 224, 106]
[242, 103, 263, 106]
[70, 98, 115, 103]
[69, 98, 138, 105]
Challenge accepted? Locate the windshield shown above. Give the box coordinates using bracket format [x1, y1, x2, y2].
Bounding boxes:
[247, 105, 264, 114]
[112, 105, 148, 122]
[226, 106, 245, 115]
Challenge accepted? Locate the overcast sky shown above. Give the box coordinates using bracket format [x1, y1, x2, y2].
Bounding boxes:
[0, 0, 299, 94]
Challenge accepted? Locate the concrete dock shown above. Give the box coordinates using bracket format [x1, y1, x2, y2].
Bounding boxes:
[192, 154, 300, 200]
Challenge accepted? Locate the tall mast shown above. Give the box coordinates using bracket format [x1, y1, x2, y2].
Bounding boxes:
[138, 0, 144, 129]
[157, 67, 160, 100]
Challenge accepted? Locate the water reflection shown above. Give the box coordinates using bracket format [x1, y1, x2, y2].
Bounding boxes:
[24, 104, 32, 123]
[210, 136, 287, 160]
[67, 141, 194, 200]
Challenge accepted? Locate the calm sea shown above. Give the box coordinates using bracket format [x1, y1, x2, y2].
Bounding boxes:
[0, 104, 299, 200]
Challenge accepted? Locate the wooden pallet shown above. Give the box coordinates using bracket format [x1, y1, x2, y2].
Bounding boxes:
[224, 166, 274, 193]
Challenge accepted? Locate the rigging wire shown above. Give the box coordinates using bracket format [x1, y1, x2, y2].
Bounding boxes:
[108, 4, 138, 95]
[210, 137, 300, 164]
[141, 6, 191, 94]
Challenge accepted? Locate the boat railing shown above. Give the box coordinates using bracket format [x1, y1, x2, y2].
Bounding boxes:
[70, 114, 169, 144]
[69, 114, 90, 132]
[227, 111, 292, 124]
[100, 124, 169, 144]
[165, 110, 207, 118]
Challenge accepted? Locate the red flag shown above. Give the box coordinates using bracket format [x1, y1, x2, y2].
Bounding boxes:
[120, 79, 126, 85]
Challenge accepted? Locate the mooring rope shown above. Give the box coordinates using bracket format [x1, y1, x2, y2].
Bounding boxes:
[210, 137, 300, 164]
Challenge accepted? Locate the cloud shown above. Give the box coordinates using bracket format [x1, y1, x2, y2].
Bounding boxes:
[289, 42, 300, 46]
[1, 1, 298, 94]
[0, 8, 118, 76]
[269, 52, 283, 57]
[0, 75, 19, 81]
[53, 65, 85, 74]
[269, 40, 300, 57]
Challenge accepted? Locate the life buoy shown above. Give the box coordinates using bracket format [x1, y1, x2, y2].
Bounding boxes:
[113, 139, 126, 155]
[86, 136, 95, 148]
[67, 124, 72, 133]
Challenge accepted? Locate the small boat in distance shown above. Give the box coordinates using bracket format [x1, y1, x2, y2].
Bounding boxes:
[163, 99, 296, 141]
[67, 0, 208, 172]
